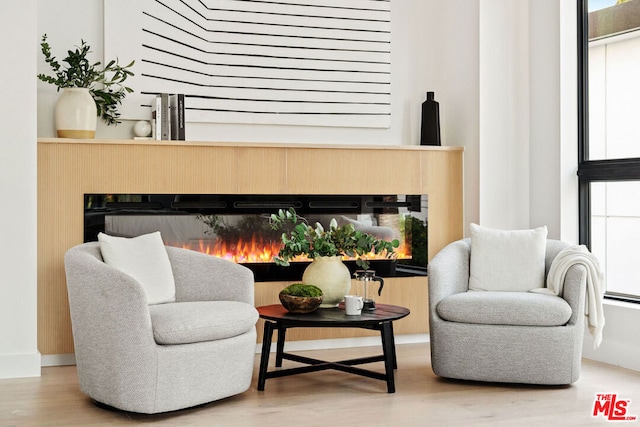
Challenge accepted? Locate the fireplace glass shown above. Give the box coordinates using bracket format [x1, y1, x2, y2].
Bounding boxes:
[84, 194, 428, 281]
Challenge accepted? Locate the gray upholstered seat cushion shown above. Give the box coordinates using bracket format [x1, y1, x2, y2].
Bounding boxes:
[436, 291, 572, 326]
[149, 301, 259, 345]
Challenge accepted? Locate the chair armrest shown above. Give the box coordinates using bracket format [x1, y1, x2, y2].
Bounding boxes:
[559, 263, 588, 325]
[427, 239, 471, 314]
[167, 247, 255, 305]
[64, 245, 157, 365]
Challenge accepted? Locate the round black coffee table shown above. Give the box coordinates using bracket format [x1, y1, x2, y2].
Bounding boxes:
[257, 303, 410, 393]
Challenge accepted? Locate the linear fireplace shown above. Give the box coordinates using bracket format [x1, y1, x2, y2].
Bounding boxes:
[84, 193, 428, 281]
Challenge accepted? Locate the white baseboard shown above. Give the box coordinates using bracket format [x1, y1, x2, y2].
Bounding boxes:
[583, 339, 640, 372]
[0, 352, 41, 379]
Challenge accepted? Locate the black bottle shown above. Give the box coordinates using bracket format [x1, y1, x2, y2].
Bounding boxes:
[420, 91, 441, 146]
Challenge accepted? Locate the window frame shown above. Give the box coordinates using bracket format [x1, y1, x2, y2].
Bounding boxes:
[577, 0, 640, 304]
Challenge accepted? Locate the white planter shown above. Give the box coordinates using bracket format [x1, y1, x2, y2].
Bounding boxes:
[55, 88, 97, 138]
[302, 256, 351, 308]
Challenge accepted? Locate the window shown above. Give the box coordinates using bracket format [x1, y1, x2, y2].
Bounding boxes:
[578, 0, 640, 302]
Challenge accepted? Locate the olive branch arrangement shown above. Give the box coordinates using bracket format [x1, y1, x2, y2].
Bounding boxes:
[268, 207, 399, 270]
[37, 34, 135, 125]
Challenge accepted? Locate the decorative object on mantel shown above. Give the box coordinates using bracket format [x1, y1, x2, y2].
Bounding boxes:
[278, 283, 323, 314]
[269, 208, 399, 308]
[133, 120, 152, 139]
[54, 88, 96, 139]
[420, 91, 441, 146]
[37, 34, 134, 138]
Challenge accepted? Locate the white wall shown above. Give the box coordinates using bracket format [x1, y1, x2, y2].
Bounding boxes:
[558, 0, 580, 245]
[529, 0, 563, 237]
[479, 0, 531, 230]
[440, 0, 481, 231]
[0, 0, 41, 378]
[477, 0, 578, 241]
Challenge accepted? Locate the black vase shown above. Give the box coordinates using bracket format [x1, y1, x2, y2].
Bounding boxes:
[420, 91, 441, 146]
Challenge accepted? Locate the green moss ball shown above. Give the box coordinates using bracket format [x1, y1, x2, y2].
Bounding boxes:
[280, 283, 323, 298]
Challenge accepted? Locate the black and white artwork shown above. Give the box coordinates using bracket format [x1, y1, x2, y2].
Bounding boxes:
[104, 0, 391, 128]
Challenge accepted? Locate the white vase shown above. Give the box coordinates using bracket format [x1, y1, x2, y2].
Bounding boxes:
[55, 88, 97, 138]
[302, 256, 351, 308]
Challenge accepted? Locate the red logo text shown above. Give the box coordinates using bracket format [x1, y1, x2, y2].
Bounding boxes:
[593, 394, 637, 421]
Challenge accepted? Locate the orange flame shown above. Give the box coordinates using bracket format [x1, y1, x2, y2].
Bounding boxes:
[170, 234, 409, 264]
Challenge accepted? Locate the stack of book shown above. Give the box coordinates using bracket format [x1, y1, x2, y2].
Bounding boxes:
[152, 93, 185, 140]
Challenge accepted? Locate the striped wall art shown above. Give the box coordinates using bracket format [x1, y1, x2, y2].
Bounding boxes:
[104, 0, 391, 128]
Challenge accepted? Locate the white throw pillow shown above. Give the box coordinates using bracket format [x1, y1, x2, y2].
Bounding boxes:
[469, 223, 548, 292]
[98, 231, 176, 304]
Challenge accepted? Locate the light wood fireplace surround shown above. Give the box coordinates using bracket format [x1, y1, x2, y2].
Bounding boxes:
[37, 138, 463, 356]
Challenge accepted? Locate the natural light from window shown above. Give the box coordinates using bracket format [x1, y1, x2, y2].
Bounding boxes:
[587, 0, 640, 299]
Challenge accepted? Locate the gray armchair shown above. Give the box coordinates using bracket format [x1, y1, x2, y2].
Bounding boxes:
[64, 242, 259, 413]
[428, 239, 587, 385]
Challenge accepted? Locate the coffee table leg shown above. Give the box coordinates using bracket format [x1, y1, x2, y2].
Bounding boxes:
[389, 322, 398, 369]
[257, 320, 275, 391]
[275, 324, 286, 367]
[380, 321, 396, 393]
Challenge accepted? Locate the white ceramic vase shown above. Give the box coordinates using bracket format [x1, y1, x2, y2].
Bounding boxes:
[55, 88, 97, 138]
[302, 256, 351, 308]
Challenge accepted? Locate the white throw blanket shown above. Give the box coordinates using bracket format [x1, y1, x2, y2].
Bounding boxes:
[531, 245, 605, 348]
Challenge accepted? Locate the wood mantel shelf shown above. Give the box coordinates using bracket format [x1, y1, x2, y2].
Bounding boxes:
[37, 138, 464, 355]
[37, 137, 464, 151]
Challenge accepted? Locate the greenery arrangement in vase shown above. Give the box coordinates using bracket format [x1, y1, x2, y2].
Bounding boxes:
[269, 207, 400, 270]
[269, 208, 400, 308]
[37, 34, 135, 127]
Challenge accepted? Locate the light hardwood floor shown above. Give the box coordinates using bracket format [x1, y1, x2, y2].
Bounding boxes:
[1, 343, 638, 426]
